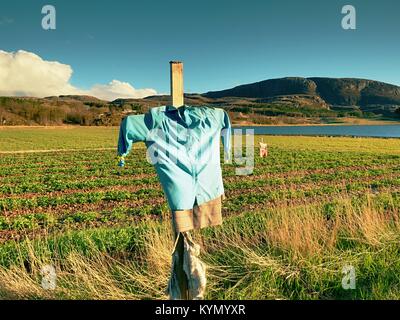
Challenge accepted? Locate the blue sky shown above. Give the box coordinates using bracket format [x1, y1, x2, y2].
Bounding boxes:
[0, 0, 399, 99]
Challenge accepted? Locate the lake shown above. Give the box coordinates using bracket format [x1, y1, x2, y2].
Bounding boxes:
[234, 124, 400, 138]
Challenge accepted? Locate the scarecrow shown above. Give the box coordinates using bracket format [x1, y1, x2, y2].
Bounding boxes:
[259, 138, 268, 158]
[117, 62, 232, 299]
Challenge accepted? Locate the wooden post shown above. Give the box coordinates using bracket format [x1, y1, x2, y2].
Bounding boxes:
[170, 61, 184, 108]
[170, 61, 189, 299]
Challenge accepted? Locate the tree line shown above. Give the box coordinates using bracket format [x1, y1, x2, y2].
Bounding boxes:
[0, 97, 144, 126]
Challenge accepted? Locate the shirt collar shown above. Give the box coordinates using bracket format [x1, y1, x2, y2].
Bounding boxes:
[165, 105, 193, 127]
[165, 105, 189, 113]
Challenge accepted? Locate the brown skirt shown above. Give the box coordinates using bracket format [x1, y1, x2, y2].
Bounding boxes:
[171, 195, 223, 233]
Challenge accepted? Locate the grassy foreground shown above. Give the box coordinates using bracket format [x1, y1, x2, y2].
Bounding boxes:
[0, 127, 399, 299]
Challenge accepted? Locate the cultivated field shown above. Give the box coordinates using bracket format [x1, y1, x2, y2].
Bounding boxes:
[0, 127, 399, 299]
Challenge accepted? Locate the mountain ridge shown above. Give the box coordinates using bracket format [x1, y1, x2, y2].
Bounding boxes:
[1, 76, 400, 126]
[204, 76, 400, 107]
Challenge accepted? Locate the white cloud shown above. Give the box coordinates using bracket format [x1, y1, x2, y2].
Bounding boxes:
[89, 80, 157, 101]
[0, 50, 157, 101]
[0, 50, 78, 97]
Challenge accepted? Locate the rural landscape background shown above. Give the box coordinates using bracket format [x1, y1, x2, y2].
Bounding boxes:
[1, 68, 400, 301]
[1, 76, 400, 126]
[1, 0, 400, 300]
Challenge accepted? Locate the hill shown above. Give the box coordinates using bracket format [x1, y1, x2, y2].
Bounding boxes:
[202, 77, 400, 123]
[1, 77, 400, 126]
[204, 77, 400, 105]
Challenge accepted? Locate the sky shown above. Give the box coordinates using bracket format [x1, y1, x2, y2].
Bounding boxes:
[0, 0, 399, 100]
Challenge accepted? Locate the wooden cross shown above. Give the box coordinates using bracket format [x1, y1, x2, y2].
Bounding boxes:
[170, 61, 189, 299]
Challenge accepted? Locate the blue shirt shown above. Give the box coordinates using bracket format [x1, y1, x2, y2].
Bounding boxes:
[117, 105, 232, 211]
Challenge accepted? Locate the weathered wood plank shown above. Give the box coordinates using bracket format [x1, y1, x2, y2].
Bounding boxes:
[170, 61, 184, 108]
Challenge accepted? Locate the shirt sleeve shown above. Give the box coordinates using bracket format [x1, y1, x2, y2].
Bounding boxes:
[220, 110, 232, 162]
[117, 114, 152, 166]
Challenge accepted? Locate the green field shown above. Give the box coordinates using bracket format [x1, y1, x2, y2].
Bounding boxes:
[0, 127, 399, 299]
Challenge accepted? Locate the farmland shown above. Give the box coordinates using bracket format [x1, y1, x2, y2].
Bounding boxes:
[0, 127, 399, 299]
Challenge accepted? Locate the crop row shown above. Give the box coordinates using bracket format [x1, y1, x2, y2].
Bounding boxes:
[0, 176, 159, 195]
[1, 151, 398, 185]
[1, 163, 398, 198]
[2, 148, 398, 176]
[0, 189, 164, 212]
[1, 173, 398, 217]
[0, 190, 398, 236]
[227, 179, 400, 211]
[0, 202, 169, 232]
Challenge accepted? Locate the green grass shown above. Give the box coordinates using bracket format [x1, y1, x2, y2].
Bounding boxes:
[0, 126, 118, 151]
[0, 127, 399, 299]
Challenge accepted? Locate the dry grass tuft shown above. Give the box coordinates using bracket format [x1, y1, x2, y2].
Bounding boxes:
[0, 194, 398, 300]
